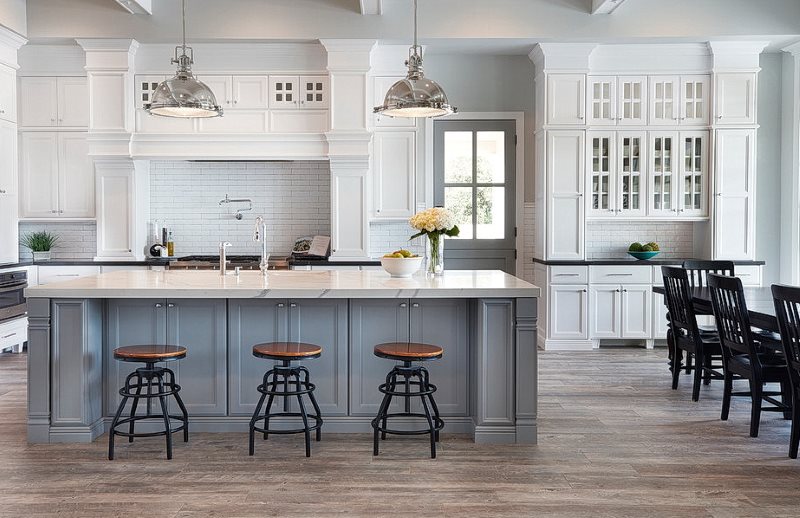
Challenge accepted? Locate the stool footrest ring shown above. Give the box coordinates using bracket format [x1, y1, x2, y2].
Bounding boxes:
[109, 414, 188, 439]
[371, 412, 445, 436]
[251, 412, 323, 436]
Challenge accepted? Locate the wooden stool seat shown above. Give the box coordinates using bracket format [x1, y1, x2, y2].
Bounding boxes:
[113, 345, 187, 362]
[253, 342, 323, 360]
[374, 342, 443, 361]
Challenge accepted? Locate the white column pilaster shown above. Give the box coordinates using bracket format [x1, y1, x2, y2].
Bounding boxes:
[780, 42, 800, 284]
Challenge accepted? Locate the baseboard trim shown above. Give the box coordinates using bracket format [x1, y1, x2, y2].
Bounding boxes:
[543, 339, 595, 351]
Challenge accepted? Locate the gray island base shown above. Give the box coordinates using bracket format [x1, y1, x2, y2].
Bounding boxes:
[25, 270, 540, 445]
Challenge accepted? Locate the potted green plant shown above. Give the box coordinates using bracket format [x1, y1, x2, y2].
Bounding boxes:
[20, 231, 59, 262]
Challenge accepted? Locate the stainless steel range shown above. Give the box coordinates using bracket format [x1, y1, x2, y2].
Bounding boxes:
[0, 271, 27, 323]
[168, 255, 290, 271]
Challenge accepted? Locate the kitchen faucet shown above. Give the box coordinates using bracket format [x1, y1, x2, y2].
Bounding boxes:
[219, 241, 232, 275]
[253, 216, 269, 276]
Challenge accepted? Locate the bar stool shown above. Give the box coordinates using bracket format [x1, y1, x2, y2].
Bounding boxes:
[372, 342, 445, 459]
[108, 345, 189, 460]
[249, 342, 323, 457]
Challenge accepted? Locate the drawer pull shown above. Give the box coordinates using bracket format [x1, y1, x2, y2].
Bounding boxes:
[1, 332, 16, 339]
[606, 273, 634, 276]
[554, 273, 580, 277]
[56, 274, 80, 277]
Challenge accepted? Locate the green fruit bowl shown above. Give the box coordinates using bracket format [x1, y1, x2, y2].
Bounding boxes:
[628, 251, 660, 260]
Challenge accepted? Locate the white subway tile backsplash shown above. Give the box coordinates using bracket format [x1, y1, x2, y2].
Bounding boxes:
[586, 220, 694, 259]
[368, 221, 425, 258]
[18, 222, 97, 260]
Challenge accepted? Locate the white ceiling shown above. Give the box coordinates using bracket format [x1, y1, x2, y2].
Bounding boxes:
[18, 0, 800, 54]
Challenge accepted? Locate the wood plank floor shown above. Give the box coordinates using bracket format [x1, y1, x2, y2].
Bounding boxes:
[1, 347, 800, 517]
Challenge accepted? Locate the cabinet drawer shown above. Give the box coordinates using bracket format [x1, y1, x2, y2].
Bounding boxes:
[736, 265, 762, 287]
[590, 265, 652, 284]
[0, 317, 27, 351]
[549, 266, 588, 284]
[38, 265, 100, 284]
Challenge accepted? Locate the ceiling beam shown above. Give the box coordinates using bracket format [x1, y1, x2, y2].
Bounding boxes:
[359, 0, 383, 16]
[113, 0, 152, 15]
[591, 0, 627, 15]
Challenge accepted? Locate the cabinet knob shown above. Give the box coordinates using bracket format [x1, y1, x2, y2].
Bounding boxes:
[399, 302, 408, 308]
[290, 302, 297, 308]
[616, 289, 620, 292]
[277, 303, 285, 308]
[623, 289, 628, 293]
[0, 109, 4, 114]
[411, 303, 420, 308]
[155, 303, 163, 308]
[226, 100, 230, 105]
[233, 100, 238, 105]
[50, 118, 55, 122]
[582, 289, 587, 293]
[167, 303, 175, 308]
[51, 210, 57, 213]
[678, 208, 684, 213]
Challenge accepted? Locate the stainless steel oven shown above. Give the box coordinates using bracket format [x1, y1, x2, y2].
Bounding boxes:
[0, 271, 27, 323]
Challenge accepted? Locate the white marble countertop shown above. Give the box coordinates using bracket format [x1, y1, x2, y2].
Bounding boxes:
[25, 269, 540, 299]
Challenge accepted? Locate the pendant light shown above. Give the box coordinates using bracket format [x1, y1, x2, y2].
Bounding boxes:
[146, 0, 222, 118]
[374, 0, 456, 118]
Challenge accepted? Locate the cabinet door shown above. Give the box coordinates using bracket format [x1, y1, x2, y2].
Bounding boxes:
[231, 76, 268, 109]
[715, 73, 756, 125]
[617, 76, 647, 125]
[349, 299, 410, 416]
[648, 131, 679, 216]
[19, 77, 58, 127]
[652, 292, 670, 340]
[96, 167, 134, 257]
[57, 77, 89, 127]
[268, 75, 299, 109]
[227, 300, 289, 415]
[166, 299, 227, 416]
[680, 75, 710, 126]
[409, 299, 469, 416]
[0, 194, 18, 264]
[105, 299, 167, 414]
[373, 76, 416, 128]
[197, 75, 232, 108]
[546, 131, 585, 259]
[587, 76, 616, 126]
[135, 75, 165, 110]
[587, 132, 614, 217]
[287, 299, 348, 416]
[373, 131, 415, 219]
[330, 169, 368, 259]
[58, 132, 94, 218]
[546, 74, 585, 125]
[20, 132, 59, 218]
[678, 131, 708, 217]
[649, 76, 679, 125]
[0, 119, 17, 196]
[621, 285, 652, 338]
[0, 65, 16, 122]
[549, 285, 588, 340]
[589, 285, 621, 339]
[714, 129, 755, 259]
[300, 75, 329, 109]
[617, 132, 646, 217]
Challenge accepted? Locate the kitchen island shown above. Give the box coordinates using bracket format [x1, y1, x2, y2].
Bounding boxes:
[25, 269, 540, 445]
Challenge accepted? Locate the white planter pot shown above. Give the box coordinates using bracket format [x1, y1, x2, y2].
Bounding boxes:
[32, 251, 52, 262]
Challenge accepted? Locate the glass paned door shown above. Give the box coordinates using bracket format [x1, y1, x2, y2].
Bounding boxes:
[617, 132, 646, 217]
[649, 132, 678, 215]
[649, 76, 679, 124]
[617, 77, 647, 125]
[588, 77, 616, 125]
[681, 76, 710, 125]
[588, 133, 614, 216]
[434, 120, 516, 273]
[679, 132, 707, 216]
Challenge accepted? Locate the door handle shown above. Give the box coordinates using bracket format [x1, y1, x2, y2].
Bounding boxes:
[1, 332, 16, 339]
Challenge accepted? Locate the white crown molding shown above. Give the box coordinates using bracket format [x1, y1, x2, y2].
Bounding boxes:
[528, 43, 597, 72]
[782, 40, 800, 56]
[114, 0, 152, 15]
[0, 25, 27, 69]
[77, 39, 139, 72]
[359, 0, 382, 15]
[321, 39, 377, 73]
[708, 40, 769, 70]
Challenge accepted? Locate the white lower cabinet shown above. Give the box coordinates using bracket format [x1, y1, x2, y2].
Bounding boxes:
[589, 285, 621, 338]
[621, 285, 652, 338]
[653, 292, 670, 340]
[548, 284, 588, 340]
[37, 265, 100, 284]
[589, 283, 652, 340]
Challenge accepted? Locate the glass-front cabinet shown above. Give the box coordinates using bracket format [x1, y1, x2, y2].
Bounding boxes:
[647, 131, 708, 218]
[587, 131, 646, 218]
[649, 75, 710, 126]
[587, 76, 647, 126]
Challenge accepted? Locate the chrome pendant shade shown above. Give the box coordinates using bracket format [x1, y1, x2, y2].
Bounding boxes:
[374, 0, 455, 118]
[146, 0, 222, 118]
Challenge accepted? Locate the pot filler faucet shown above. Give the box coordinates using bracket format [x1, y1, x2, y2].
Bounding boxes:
[253, 216, 269, 276]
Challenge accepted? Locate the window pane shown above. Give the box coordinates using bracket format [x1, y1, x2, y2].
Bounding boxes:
[444, 132, 472, 183]
[444, 187, 473, 239]
[476, 131, 505, 183]
[476, 187, 504, 239]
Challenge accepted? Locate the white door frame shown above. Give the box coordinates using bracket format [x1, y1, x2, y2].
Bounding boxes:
[424, 112, 525, 275]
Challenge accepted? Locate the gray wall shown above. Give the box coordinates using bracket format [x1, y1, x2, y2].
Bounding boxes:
[757, 53, 783, 285]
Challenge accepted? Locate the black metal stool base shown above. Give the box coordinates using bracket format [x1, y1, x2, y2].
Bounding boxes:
[249, 360, 323, 457]
[108, 364, 189, 460]
[372, 362, 444, 459]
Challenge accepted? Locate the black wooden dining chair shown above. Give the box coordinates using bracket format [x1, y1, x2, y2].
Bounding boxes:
[772, 284, 800, 458]
[661, 266, 723, 401]
[708, 273, 791, 437]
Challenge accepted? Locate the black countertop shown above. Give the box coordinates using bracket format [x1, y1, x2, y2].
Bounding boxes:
[533, 257, 766, 266]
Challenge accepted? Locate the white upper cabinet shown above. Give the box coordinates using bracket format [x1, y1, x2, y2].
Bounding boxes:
[587, 132, 614, 216]
[546, 74, 585, 125]
[648, 131, 678, 216]
[20, 132, 94, 219]
[715, 73, 756, 125]
[372, 131, 415, 219]
[647, 130, 708, 218]
[0, 120, 17, 196]
[587, 131, 646, 218]
[547, 130, 585, 259]
[300, 76, 329, 109]
[616, 132, 646, 217]
[648, 75, 709, 126]
[0, 64, 17, 123]
[231, 76, 268, 109]
[617, 76, 647, 125]
[714, 129, 755, 259]
[197, 75, 232, 107]
[373, 76, 416, 128]
[268, 76, 300, 109]
[678, 131, 708, 217]
[587, 76, 616, 126]
[20, 77, 88, 128]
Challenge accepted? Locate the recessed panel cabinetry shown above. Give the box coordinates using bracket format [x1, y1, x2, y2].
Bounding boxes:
[19, 77, 88, 128]
[546, 74, 586, 125]
[648, 75, 710, 126]
[715, 73, 757, 125]
[587, 131, 646, 218]
[713, 129, 756, 259]
[372, 131, 416, 219]
[0, 64, 17, 123]
[647, 130, 709, 218]
[19, 131, 94, 219]
[587, 76, 647, 126]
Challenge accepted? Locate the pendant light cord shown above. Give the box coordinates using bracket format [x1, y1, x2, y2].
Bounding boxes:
[181, 0, 187, 52]
[413, 0, 418, 48]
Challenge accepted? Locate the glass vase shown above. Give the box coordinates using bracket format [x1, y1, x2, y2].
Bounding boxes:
[426, 233, 445, 276]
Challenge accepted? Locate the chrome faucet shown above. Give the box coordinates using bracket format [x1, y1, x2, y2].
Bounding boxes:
[219, 241, 232, 276]
[253, 216, 269, 276]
